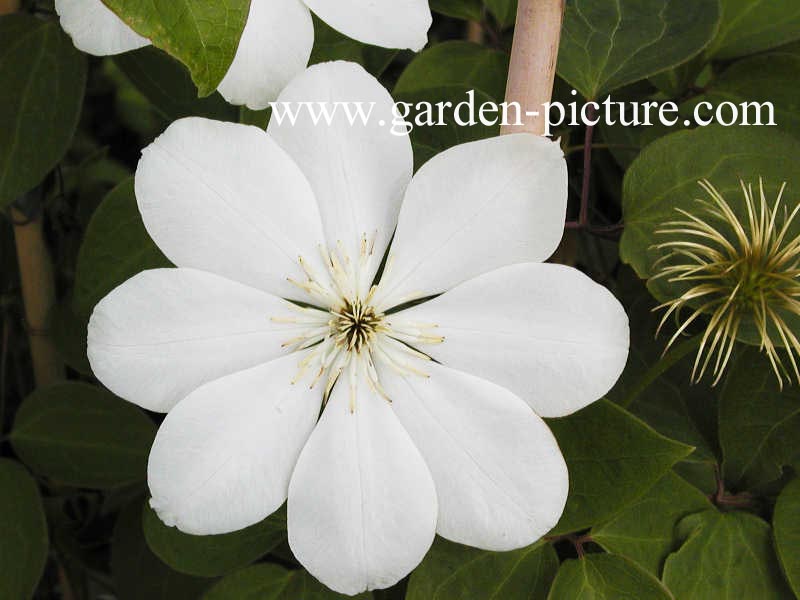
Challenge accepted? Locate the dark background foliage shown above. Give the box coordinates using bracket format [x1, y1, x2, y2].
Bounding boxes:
[2, 0, 800, 598]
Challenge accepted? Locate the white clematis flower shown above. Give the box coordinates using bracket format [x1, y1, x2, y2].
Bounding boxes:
[54, 0, 432, 109]
[87, 61, 629, 595]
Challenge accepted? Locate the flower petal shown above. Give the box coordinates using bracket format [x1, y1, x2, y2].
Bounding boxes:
[303, 0, 431, 51]
[88, 268, 303, 412]
[288, 365, 436, 594]
[55, 0, 149, 56]
[148, 354, 321, 535]
[217, 0, 313, 110]
[391, 263, 629, 418]
[135, 117, 329, 302]
[268, 62, 413, 296]
[382, 361, 568, 550]
[375, 134, 568, 309]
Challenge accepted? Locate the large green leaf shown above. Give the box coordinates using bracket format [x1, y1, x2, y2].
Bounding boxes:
[73, 178, 171, 317]
[718, 349, 800, 490]
[10, 382, 156, 489]
[708, 0, 800, 59]
[0, 460, 48, 600]
[309, 17, 396, 77]
[112, 501, 210, 600]
[484, 0, 517, 28]
[394, 42, 508, 167]
[100, 0, 250, 96]
[0, 14, 86, 208]
[774, 478, 800, 596]
[204, 564, 371, 600]
[662, 510, 792, 599]
[114, 47, 238, 122]
[548, 400, 692, 535]
[547, 554, 672, 600]
[683, 54, 800, 141]
[620, 126, 800, 280]
[144, 504, 286, 577]
[592, 472, 712, 575]
[394, 41, 508, 101]
[430, 0, 483, 21]
[557, 0, 720, 99]
[406, 537, 557, 600]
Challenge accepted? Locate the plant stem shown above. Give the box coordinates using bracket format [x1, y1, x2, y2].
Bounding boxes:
[501, 0, 565, 135]
[579, 104, 595, 226]
[0, 0, 19, 13]
[11, 207, 64, 387]
[466, 20, 484, 44]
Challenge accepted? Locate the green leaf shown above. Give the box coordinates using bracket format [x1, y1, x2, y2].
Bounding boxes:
[620, 126, 800, 280]
[774, 478, 800, 596]
[309, 16, 397, 78]
[557, 0, 720, 99]
[0, 14, 86, 208]
[599, 102, 673, 170]
[406, 537, 558, 600]
[547, 554, 672, 600]
[396, 86, 499, 169]
[50, 301, 92, 375]
[682, 54, 800, 141]
[73, 178, 171, 317]
[143, 504, 286, 577]
[100, 0, 250, 95]
[592, 472, 712, 575]
[662, 510, 793, 599]
[10, 382, 156, 489]
[394, 41, 508, 102]
[204, 564, 371, 600]
[430, 0, 483, 21]
[0, 459, 49, 600]
[548, 400, 692, 535]
[393, 42, 509, 167]
[112, 501, 210, 600]
[718, 349, 800, 490]
[708, 0, 800, 59]
[484, 0, 517, 28]
[114, 47, 238, 122]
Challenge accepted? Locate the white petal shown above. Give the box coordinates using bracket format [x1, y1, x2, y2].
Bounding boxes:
[391, 263, 629, 418]
[55, 0, 149, 56]
[88, 268, 303, 412]
[375, 134, 568, 308]
[268, 62, 413, 296]
[288, 364, 436, 594]
[148, 354, 321, 535]
[303, 0, 431, 51]
[382, 361, 568, 550]
[218, 0, 313, 110]
[135, 117, 329, 302]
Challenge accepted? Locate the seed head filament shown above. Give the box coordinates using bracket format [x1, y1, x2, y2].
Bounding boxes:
[652, 178, 800, 387]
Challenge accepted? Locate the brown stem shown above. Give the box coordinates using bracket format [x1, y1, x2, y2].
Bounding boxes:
[578, 104, 596, 227]
[11, 207, 64, 387]
[0, 0, 19, 14]
[56, 560, 76, 600]
[501, 0, 565, 135]
[466, 20, 484, 44]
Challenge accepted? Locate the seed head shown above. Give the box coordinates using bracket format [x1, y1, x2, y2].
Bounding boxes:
[652, 178, 800, 387]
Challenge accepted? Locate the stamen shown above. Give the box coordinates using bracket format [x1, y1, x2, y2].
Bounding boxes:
[277, 235, 440, 407]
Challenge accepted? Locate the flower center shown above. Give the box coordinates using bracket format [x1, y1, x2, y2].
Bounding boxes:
[272, 234, 443, 411]
[332, 299, 385, 353]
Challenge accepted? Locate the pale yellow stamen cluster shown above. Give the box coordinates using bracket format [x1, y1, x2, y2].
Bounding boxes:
[272, 232, 444, 410]
[652, 178, 800, 387]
